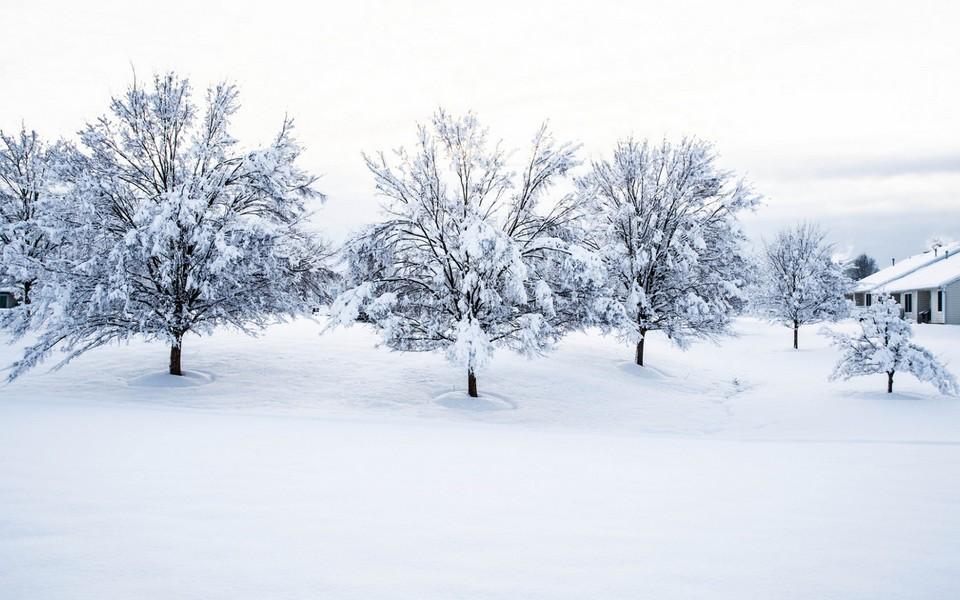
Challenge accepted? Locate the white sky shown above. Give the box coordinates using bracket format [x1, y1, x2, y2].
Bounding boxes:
[3, 0, 958, 261]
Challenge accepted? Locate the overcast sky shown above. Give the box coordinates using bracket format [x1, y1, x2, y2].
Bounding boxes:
[3, 0, 958, 262]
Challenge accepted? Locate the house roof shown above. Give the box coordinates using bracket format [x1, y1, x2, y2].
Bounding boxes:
[855, 242, 960, 293]
[875, 250, 960, 293]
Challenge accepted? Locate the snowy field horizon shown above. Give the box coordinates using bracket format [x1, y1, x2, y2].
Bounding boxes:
[2, 316, 959, 599]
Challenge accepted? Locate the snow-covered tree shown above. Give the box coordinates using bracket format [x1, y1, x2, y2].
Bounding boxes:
[755, 223, 851, 349]
[822, 295, 958, 395]
[3, 72, 334, 379]
[575, 138, 758, 366]
[0, 127, 59, 304]
[331, 110, 602, 397]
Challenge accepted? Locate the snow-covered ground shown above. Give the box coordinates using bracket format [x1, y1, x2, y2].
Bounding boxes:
[2, 318, 959, 599]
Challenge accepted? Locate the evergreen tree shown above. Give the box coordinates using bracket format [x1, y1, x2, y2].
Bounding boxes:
[845, 253, 878, 280]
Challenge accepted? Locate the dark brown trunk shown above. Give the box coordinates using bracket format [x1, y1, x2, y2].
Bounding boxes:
[793, 321, 799, 350]
[635, 329, 647, 366]
[887, 371, 894, 394]
[468, 369, 478, 398]
[169, 335, 183, 376]
[22, 281, 32, 305]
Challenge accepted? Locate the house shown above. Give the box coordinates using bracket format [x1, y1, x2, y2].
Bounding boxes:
[852, 242, 960, 324]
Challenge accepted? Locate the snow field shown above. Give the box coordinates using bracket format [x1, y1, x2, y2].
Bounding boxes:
[1, 317, 959, 599]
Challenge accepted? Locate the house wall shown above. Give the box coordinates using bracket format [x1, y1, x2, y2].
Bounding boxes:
[918, 290, 932, 322]
[932, 288, 947, 324]
[945, 280, 960, 325]
[902, 291, 916, 322]
[898, 286, 958, 324]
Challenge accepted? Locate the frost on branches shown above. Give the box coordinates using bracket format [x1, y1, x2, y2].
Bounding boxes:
[575, 138, 758, 366]
[3, 72, 334, 379]
[755, 223, 851, 349]
[331, 111, 603, 397]
[822, 295, 958, 395]
[0, 127, 60, 305]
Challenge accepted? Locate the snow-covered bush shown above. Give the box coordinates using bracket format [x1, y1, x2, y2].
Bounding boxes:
[822, 295, 958, 395]
[0, 127, 60, 304]
[2, 72, 335, 379]
[575, 138, 758, 365]
[331, 110, 603, 397]
[755, 223, 851, 349]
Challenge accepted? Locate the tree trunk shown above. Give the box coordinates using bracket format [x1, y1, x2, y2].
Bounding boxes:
[468, 369, 478, 398]
[635, 328, 648, 366]
[793, 321, 799, 350]
[169, 334, 183, 376]
[887, 371, 894, 394]
[22, 280, 31, 305]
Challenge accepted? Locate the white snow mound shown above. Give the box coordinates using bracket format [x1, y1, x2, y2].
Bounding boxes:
[128, 370, 216, 388]
[434, 390, 517, 411]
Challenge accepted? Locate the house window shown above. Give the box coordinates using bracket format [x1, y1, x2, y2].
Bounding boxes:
[938, 291, 943, 312]
[0, 294, 9, 309]
[866, 294, 872, 307]
[904, 293, 913, 313]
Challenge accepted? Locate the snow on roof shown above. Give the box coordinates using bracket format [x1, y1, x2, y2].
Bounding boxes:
[875, 249, 960, 293]
[855, 242, 960, 293]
